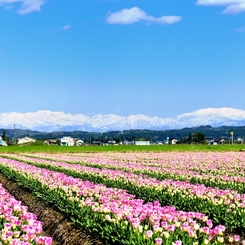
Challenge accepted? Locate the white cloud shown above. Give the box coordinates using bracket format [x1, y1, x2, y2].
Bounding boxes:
[0, 0, 45, 14]
[63, 25, 71, 30]
[196, 0, 245, 14]
[106, 7, 182, 25]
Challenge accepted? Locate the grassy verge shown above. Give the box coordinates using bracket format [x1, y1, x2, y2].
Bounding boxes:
[0, 144, 245, 153]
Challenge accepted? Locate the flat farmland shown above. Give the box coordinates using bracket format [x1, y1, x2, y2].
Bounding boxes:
[1, 147, 245, 244]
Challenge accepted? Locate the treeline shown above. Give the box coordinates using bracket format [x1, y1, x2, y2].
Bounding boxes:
[1, 125, 244, 144]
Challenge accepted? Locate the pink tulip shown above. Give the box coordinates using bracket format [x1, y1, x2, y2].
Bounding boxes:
[145, 230, 153, 239]
[155, 237, 163, 244]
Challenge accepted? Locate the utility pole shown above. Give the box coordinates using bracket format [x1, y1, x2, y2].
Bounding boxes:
[13, 124, 15, 144]
[230, 131, 234, 145]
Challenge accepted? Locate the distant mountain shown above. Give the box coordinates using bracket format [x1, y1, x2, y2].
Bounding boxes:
[0, 108, 245, 132]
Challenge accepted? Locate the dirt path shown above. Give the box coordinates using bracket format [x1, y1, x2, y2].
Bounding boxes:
[0, 172, 104, 245]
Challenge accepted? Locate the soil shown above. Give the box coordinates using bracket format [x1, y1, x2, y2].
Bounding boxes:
[0, 173, 104, 245]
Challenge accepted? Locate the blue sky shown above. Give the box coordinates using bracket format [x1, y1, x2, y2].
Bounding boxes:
[1, 0, 245, 118]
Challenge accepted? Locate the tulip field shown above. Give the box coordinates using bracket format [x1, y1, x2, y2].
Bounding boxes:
[0, 181, 52, 245]
[1, 151, 245, 244]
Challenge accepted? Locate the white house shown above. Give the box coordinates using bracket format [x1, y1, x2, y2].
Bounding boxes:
[0, 137, 8, 146]
[60, 136, 74, 146]
[17, 136, 36, 145]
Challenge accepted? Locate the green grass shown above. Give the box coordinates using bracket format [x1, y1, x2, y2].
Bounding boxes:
[0, 144, 244, 153]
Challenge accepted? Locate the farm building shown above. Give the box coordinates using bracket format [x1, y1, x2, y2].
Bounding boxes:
[17, 136, 36, 145]
[134, 141, 151, 145]
[205, 137, 215, 144]
[123, 140, 134, 145]
[91, 140, 101, 145]
[44, 139, 59, 145]
[168, 138, 178, 145]
[75, 139, 84, 146]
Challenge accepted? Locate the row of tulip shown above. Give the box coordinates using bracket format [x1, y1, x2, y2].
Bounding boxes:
[0, 182, 52, 245]
[21, 152, 245, 176]
[55, 151, 245, 177]
[0, 156, 230, 245]
[12, 152, 245, 193]
[1, 154, 245, 231]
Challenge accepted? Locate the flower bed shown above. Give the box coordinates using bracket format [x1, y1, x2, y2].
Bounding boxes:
[0, 182, 52, 245]
[0, 157, 229, 245]
[11, 152, 245, 193]
[0, 173, 103, 245]
[2, 154, 245, 231]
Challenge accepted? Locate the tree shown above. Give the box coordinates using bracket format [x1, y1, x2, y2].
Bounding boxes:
[2, 130, 6, 141]
[188, 133, 196, 144]
[187, 132, 206, 144]
[197, 132, 206, 144]
[114, 137, 121, 144]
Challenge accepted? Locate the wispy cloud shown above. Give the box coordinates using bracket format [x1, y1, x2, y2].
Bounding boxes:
[106, 7, 182, 25]
[0, 0, 45, 14]
[63, 25, 71, 30]
[5, 4, 13, 10]
[196, 0, 245, 14]
[236, 26, 245, 31]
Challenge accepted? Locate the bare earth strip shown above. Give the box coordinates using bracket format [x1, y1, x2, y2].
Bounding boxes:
[0, 172, 104, 245]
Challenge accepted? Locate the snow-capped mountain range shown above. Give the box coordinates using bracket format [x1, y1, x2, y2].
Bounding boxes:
[1, 108, 245, 132]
